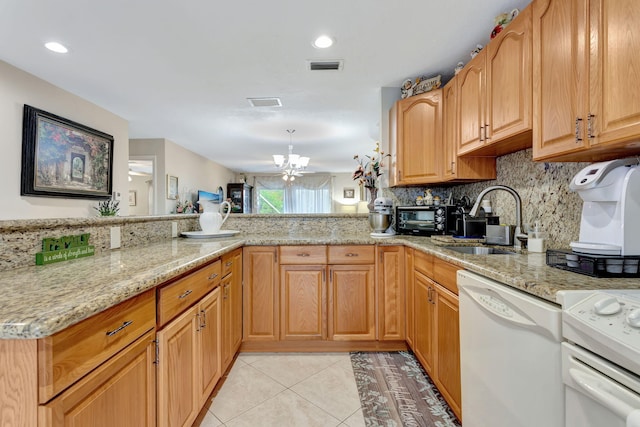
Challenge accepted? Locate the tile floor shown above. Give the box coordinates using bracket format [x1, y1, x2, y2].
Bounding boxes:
[198, 353, 365, 427]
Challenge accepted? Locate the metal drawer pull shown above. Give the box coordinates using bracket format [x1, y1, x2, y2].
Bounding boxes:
[345, 253, 358, 257]
[106, 320, 133, 337]
[178, 289, 193, 299]
[208, 273, 219, 280]
[297, 253, 310, 257]
[587, 113, 595, 139]
[575, 117, 583, 142]
[225, 261, 233, 267]
[200, 309, 207, 328]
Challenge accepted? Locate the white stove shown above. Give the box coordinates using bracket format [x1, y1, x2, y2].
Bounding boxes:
[560, 290, 640, 426]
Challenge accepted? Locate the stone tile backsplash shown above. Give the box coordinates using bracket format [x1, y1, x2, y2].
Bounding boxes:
[388, 149, 590, 249]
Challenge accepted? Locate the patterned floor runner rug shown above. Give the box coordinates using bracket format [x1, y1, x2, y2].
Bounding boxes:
[350, 351, 461, 427]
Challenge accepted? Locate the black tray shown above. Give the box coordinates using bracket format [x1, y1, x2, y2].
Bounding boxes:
[546, 249, 640, 278]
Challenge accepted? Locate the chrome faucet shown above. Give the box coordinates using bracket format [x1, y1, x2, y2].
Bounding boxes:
[469, 185, 525, 248]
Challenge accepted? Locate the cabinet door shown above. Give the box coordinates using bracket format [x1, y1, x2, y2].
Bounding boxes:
[533, 0, 590, 160]
[442, 78, 459, 180]
[458, 52, 486, 155]
[413, 272, 436, 376]
[39, 330, 156, 427]
[435, 285, 461, 421]
[377, 246, 405, 341]
[157, 307, 198, 427]
[229, 249, 243, 354]
[405, 249, 415, 349]
[280, 265, 326, 340]
[395, 90, 442, 184]
[486, 6, 532, 144]
[243, 247, 279, 341]
[197, 288, 221, 408]
[328, 265, 375, 341]
[221, 275, 233, 371]
[589, 0, 640, 147]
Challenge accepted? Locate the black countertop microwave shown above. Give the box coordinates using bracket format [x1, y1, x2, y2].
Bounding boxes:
[395, 205, 458, 236]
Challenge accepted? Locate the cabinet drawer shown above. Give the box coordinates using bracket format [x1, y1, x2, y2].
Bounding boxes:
[414, 250, 434, 278]
[433, 258, 459, 295]
[157, 260, 221, 327]
[280, 246, 327, 264]
[328, 245, 375, 264]
[38, 289, 156, 403]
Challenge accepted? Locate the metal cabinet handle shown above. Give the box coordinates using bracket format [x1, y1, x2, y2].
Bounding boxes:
[106, 320, 133, 337]
[178, 289, 193, 299]
[297, 253, 310, 257]
[575, 117, 583, 142]
[345, 253, 358, 257]
[225, 261, 233, 267]
[587, 113, 595, 139]
[484, 123, 490, 140]
[200, 309, 206, 329]
[208, 273, 218, 280]
[451, 161, 456, 174]
[479, 125, 484, 142]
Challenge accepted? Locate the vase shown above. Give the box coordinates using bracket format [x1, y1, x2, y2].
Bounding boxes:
[199, 200, 231, 234]
[367, 187, 378, 212]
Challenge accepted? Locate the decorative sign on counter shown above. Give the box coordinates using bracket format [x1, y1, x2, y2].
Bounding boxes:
[35, 233, 95, 265]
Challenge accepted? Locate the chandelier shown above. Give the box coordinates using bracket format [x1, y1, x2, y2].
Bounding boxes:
[273, 129, 310, 181]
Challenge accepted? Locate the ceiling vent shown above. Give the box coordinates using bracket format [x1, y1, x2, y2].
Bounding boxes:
[247, 97, 282, 107]
[307, 59, 344, 71]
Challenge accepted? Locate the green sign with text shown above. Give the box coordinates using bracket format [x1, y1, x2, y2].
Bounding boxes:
[36, 233, 95, 265]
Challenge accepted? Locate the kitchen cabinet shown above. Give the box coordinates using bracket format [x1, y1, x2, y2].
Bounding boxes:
[221, 248, 242, 371]
[39, 330, 157, 427]
[408, 251, 461, 421]
[377, 245, 405, 341]
[243, 246, 279, 341]
[390, 90, 443, 185]
[458, 5, 533, 158]
[157, 286, 221, 427]
[533, 0, 640, 161]
[442, 76, 496, 182]
[279, 246, 327, 340]
[328, 245, 376, 341]
[405, 249, 415, 348]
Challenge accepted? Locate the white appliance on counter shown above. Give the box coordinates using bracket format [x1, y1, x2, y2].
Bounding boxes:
[457, 270, 564, 427]
[561, 290, 640, 427]
[569, 157, 640, 256]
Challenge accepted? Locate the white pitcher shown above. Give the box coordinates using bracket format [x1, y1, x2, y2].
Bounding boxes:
[198, 200, 231, 234]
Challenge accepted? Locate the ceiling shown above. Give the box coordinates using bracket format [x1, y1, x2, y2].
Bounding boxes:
[0, 0, 530, 175]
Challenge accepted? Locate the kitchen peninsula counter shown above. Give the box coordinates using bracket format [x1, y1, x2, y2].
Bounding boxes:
[1, 233, 639, 340]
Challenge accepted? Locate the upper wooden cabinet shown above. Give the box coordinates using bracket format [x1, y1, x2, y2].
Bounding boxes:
[390, 90, 443, 185]
[458, 5, 533, 157]
[533, 0, 640, 161]
[442, 76, 496, 182]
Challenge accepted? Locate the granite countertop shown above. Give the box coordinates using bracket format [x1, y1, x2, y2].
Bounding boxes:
[1, 233, 639, 340]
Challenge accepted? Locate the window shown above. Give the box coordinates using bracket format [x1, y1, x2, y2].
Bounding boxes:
[254, 175, 332, 214]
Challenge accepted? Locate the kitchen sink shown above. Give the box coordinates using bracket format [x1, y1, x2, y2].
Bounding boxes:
[442, 246, 517, 255]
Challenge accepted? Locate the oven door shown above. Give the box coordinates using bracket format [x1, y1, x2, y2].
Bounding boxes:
[563, 342, 640, 427]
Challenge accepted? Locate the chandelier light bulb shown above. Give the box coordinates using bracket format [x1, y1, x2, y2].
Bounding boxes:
[272, 129, 310, 180]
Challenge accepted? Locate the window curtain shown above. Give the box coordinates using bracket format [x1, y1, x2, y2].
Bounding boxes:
[253, 174, 332, 214]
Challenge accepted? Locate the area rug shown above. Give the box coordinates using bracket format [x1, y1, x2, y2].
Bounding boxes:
[350, 351, 461, 427]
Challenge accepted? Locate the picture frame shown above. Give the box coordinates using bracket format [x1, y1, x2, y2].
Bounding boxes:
[128, 190, 137, 206]
[343, 188, 355, 199]
[21, 105, 114, 199]
[167, 175, 178, 199]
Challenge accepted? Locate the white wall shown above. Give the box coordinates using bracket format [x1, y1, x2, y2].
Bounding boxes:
[131, 138, 236, 215]
[0, 60, 130, 220]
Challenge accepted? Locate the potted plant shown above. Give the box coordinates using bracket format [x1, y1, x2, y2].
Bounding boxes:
[94, 199, 120, 216]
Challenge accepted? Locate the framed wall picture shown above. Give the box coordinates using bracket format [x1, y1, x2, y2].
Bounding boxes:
[20, 105, 114, 199]
[128, 190, 137, 206]
[167, 175, 178, 199]
[343, 188, 355, 199]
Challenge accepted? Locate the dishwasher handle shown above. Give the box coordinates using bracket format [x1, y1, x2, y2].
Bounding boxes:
[569, 367, 639, 419]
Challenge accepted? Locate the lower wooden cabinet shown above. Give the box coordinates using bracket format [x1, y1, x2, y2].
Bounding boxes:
[328, 264, 375, 341]
[408, 251, 462, 421]
[377, 246, 405, 341]
[157, 287, 221, 427]
[280, 264, 326, 340]
[39, 329, 157, 427]
[242, 246, 279, 341]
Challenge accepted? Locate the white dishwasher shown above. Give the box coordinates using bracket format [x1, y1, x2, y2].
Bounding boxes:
[457, 270, 564, 427]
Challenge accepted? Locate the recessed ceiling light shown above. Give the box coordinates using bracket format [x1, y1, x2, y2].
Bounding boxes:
[44, 42, 68, 53]
[312, 35, 334, 49]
